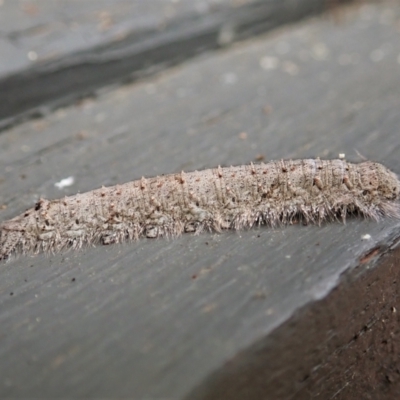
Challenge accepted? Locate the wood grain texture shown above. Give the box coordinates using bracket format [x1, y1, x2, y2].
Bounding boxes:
[0, 1, 400, 399]
[0, 0, 350, 127]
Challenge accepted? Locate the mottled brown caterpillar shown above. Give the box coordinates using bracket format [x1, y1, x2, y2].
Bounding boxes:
[1, 159, 399, 260]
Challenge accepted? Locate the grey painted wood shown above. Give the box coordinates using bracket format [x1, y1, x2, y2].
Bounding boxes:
[0, 0, 348, 127]
[0, 1, 400, 398]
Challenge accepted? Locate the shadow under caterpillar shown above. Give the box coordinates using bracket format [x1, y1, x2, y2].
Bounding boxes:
[1, 159, 399, 260]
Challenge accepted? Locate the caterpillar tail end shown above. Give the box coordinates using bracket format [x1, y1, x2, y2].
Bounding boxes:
[0, 225, 21, 262]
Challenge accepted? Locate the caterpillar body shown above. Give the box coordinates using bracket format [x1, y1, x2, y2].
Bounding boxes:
[1, 159, 399, 260]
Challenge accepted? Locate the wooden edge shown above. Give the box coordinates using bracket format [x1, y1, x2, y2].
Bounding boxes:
[187, 239, 400, 399]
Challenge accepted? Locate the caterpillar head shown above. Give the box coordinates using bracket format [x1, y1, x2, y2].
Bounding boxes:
[359, 162, 399, 201]
[376, 163, 400, 201]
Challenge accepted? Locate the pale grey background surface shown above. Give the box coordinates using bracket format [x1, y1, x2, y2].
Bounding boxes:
[0, 1, 400, 398]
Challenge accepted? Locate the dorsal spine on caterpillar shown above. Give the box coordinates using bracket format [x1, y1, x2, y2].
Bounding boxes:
[1, 159, 399, 260]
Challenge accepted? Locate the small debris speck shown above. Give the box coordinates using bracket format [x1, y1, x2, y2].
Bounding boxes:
[282, 61, 299, 76]
[311, 43, 329, 60]
[27, 51, 38, 61]
[262, 105, 272, 115]
[255, 154, 265, 161]
[221, 72, 237, 85]
[260, 56, 279, 70]
[370, 49, 384, 62]
[55, 177, 75, 189]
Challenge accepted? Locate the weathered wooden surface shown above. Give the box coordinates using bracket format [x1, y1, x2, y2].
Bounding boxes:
[0, 0, 348, 127]
[1, 1, 400, 399]
[189, 244, 400, 399]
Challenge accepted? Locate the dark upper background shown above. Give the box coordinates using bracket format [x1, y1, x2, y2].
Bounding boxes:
[0, 0, 350, 126]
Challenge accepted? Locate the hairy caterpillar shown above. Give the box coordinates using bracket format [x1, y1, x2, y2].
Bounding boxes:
[1, 159, 399, 260]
